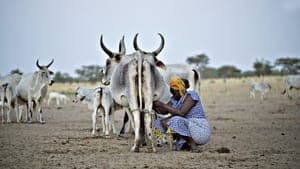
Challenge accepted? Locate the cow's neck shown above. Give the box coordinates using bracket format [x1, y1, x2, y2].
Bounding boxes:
[31, 73, 47, 98]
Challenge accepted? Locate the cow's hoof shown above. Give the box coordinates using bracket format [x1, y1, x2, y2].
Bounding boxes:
[118, 133, 125, 138]
[131, 146, 139, 152]
[147, 146, 156, 153]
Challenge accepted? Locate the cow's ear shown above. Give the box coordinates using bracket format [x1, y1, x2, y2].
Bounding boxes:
[156, 60, 166, 70]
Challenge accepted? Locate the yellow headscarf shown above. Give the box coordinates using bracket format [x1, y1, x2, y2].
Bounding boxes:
[169, 76, 186, 96]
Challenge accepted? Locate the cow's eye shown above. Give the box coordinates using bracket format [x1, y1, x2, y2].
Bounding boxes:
[49, 71, 54, 75]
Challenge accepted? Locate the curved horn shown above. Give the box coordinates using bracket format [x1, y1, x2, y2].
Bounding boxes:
[118, 35, 126, 55]
[36, 59, 42, 69]
[100, 35, 114, 58]
[46, 59, 54, 68]
[133, 33, 165, 56]
[152, 33, 165, 56]
[133, 33, 142, 52]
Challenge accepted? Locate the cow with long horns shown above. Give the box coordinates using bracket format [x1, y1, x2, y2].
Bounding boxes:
[100, 34, 170, 152]
[16, 59, 54, 123]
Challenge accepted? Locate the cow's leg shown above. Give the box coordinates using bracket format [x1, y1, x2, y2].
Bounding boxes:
[56, 98, 60, 107]
[104, 105, 110, 136]
[27, 96, 33, 123]
[47, 97, 51, 106]
[109, 114, 117, 134]
[261, 91, 265, 100]
[119, 112, 129, 137]
[6, 103, 11, 123]
[144, 111, 156, 152]
[142, 61, 156, 152]
[287, 89, 292, 99]
[250, 90, 254, 98]
[15, 104, 23, 123]
[131, 110, 141, 152]
[1, 105, 4, 123]
[91, 107, 98, 136]
[36, 101, 45, 123]
[12, 99, 19, 123]
[126, 108, 135, 133]
[1, 90, 5, 123]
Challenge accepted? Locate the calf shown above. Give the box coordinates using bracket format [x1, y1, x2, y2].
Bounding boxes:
[47, 92, 69, 107]
[250, 82, 271, 100]
[282, 75, 300, 99]
[73, 86, 117, 136]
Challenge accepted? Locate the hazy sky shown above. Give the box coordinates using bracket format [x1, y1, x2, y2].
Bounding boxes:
[1, 0, 300, 76]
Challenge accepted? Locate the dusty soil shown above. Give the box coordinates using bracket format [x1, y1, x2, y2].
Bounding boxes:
[0, 88, 300, 169]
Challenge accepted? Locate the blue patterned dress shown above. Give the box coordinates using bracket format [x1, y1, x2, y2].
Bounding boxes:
[154, 90, 211, 150]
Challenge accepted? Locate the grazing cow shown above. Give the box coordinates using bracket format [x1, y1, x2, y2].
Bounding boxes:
[16, 59, 55, 123]
[47, 92, 69, 107]
[0, 73, 22, 123]
[282, 75, 300, 99]
[250, 82, 272, 100]
[100, 33, 171, 152]
[73, 86, 117, 136]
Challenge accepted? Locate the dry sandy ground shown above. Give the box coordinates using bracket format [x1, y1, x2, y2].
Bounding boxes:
[0, 89, 299, 169]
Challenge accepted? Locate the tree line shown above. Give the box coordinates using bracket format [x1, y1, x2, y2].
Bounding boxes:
[6, 56, 299, 83]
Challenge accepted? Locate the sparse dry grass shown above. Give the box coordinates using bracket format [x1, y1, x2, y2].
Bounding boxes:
[48, 82, 99, 97]
[48, 75, 299, 100]
[200, 75, 288, 102]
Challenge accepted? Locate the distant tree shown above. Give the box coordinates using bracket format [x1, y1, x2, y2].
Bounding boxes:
[217, 65, 241, 78]
[253, 59, 273, 76]
[275, 57, 300, 74]
[54, 71, 74, 83]
[242, 70, 255, 77]
[75, 65, 103, 82]
[10, 69, 23, 75]
[201, 67, 218, 79]
[186, 53, 209, 69]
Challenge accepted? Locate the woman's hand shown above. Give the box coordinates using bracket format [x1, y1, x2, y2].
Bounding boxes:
[153, 101, 168, 114]
[153, 100, 164, 108]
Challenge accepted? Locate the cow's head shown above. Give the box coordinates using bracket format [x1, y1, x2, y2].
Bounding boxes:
[36, 59, 55, 86]
[100, 35, 126, 85]
[133, 33, 166, 69]
[73, 87, 85, 103]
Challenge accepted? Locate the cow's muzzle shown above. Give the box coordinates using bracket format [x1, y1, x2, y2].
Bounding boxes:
[49, 80, 55, 86]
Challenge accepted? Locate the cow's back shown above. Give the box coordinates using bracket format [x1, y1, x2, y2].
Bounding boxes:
[16, 73, 38, 99]
[286, 75, 300, 88]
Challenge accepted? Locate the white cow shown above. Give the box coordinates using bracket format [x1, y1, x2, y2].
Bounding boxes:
[100, 33, 171, 152]
[73, 86, 117, 136]
[16, 59, 54, 123]
[250, 82, 271, 100]
[282, 75, 300, 99]
[0, 73, 22, 123]
[47, 92, 69, 107]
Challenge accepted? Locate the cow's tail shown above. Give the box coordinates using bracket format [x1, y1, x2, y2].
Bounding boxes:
[138, 56, 143, 110]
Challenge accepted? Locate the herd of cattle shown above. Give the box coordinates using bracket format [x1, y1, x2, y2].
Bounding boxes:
[0, 33, 300, 152]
